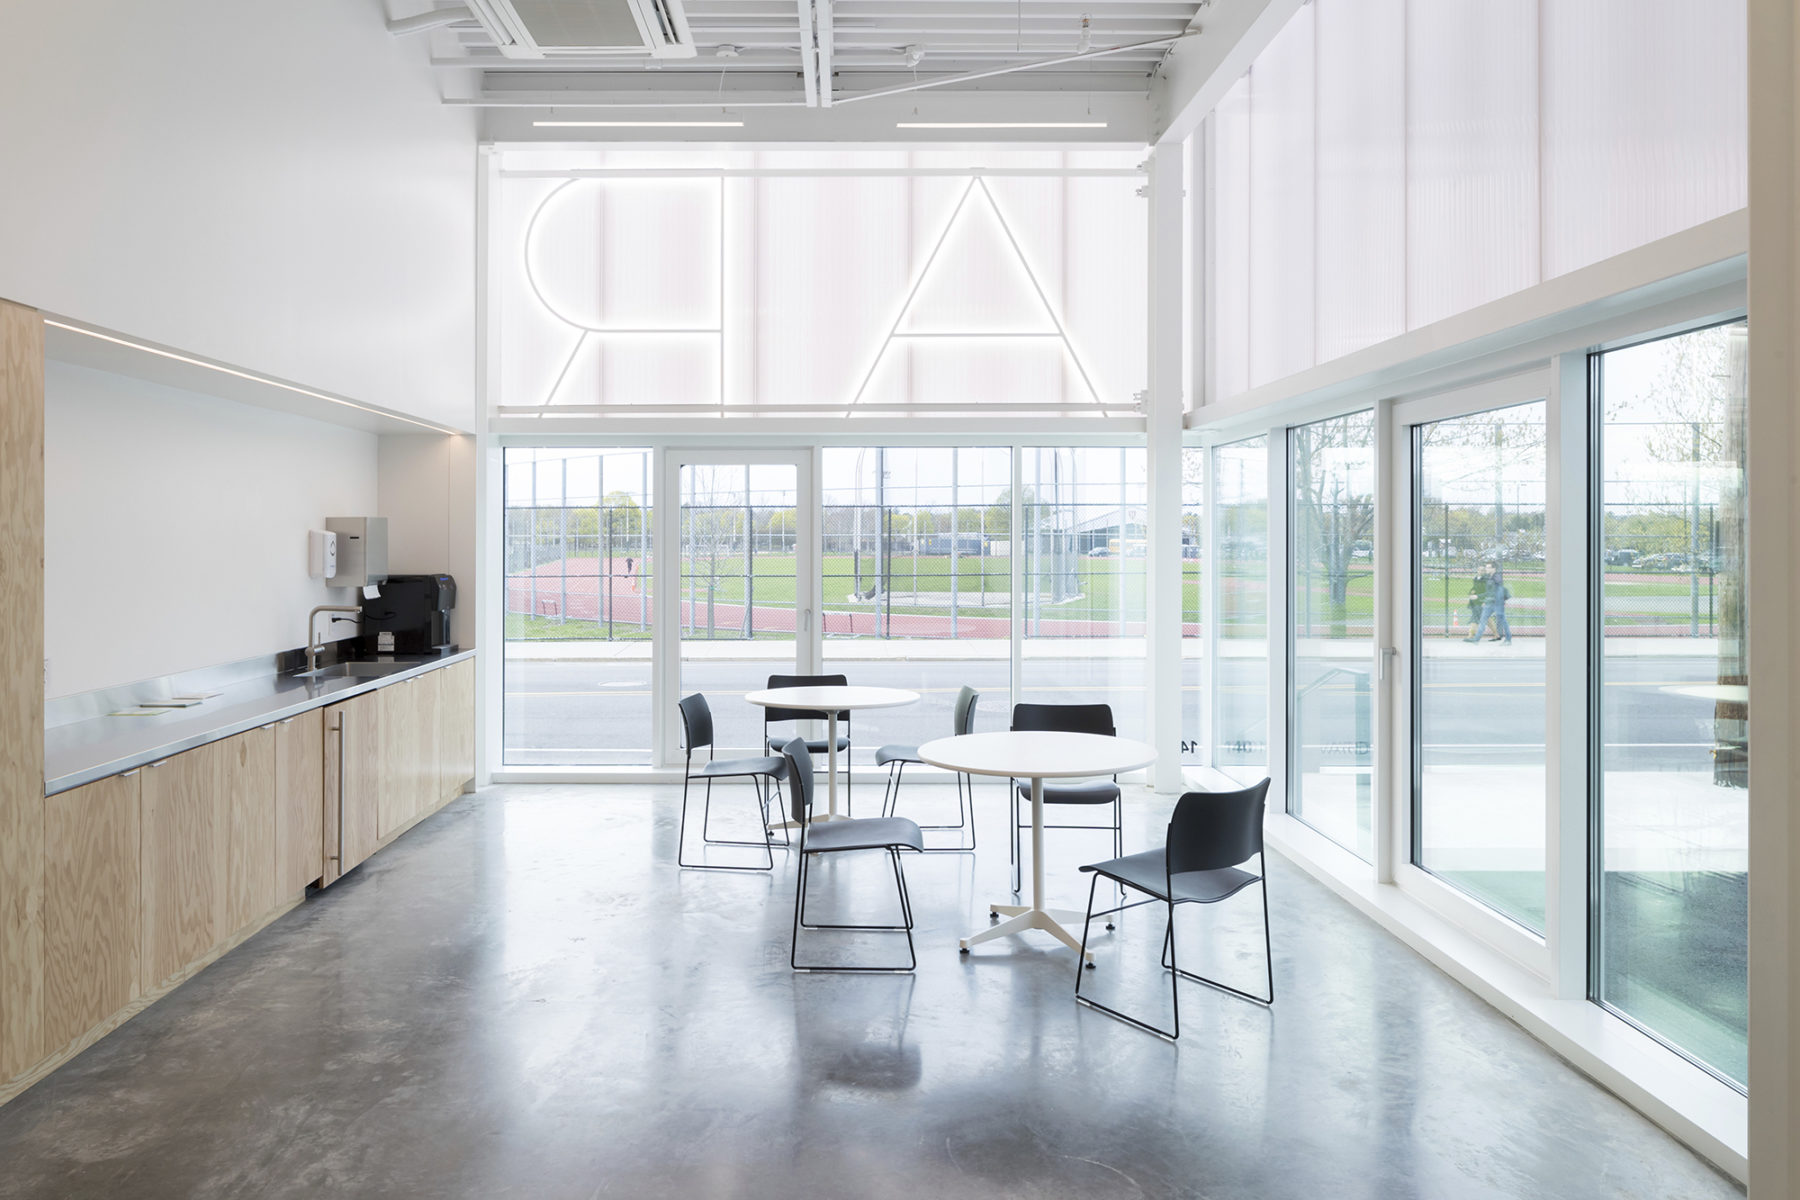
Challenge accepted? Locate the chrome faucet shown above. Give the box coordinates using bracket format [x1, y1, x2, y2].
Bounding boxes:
[307, 605, 363, 673]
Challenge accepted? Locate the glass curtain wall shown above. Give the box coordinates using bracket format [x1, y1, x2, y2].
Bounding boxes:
[1212, 436, 1270, 783]
[1289, 413, 1377, 857]
[1020, 447, 1148, 740]
[1412, 402, 1548, 931]
[502, 448, 654, 765]
[820, 447, 1012, 755]
[1594, 321, 1749, 1088]
[1181, 449, 1205, 764]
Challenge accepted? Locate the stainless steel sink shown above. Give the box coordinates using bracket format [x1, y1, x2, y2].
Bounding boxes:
[293, 662, 405, 680]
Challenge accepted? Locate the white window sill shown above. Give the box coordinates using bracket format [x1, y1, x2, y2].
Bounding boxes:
[1239, 798, 1746, 1183]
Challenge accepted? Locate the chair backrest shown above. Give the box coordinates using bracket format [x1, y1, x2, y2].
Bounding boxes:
[952, 685, 979, 736]
[780, 736, 815, 823]
[1166, 779, 1271, 875]
[1011, 702, 1114, 738]
[677, 693, 714, 753]
[764, 673, 849, 724]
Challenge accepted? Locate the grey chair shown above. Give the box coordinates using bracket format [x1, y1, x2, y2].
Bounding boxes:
[676, 693, 789, 872]
[1008, 702, 1123, 895]
[876, 685, 979, 851]
[782, 736, 924, 973]
[763, 673, 855, 816]
[1074, 779, 1274, 1040]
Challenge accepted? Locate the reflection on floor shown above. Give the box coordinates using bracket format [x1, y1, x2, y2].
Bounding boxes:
[0, 784, 1742, 1199]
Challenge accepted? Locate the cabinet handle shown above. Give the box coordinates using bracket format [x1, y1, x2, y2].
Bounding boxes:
[147, 759, 168, 769]
[330, 720, 347, 870]
[277, 717, 295, 726]
[119, 769, 139, 778]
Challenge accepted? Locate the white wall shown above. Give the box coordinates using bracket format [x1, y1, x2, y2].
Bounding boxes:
[1203, 0, 1748, 405]
[44, 362, 379, 698]
[379, 434, 478, 648]
[0, 1, 477, 430]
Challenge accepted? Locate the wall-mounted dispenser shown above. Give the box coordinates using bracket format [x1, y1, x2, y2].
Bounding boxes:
[308, 529, 338, 579]
[325, 517, 388, 590]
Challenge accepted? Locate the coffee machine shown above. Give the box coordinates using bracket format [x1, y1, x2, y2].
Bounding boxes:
[359, 574, 456, 653]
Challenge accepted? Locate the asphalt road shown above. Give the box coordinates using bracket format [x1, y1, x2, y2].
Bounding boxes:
[501, 653, 1726, 771]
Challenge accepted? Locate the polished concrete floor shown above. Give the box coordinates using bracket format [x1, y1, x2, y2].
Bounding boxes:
[0, 782, 1742, 1199]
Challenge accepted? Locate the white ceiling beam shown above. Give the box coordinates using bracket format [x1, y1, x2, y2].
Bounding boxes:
[1148, 0, 1295, 144]
[796, 0, 821, 104]
[388, 4, 475, 35]
[817, 0, 836, 104]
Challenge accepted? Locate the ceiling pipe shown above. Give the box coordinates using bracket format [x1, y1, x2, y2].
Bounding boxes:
[834, 34, 1190, 104]
[388, 4, 474, 35]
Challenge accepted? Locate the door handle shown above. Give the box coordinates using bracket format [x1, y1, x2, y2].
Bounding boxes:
[329, 718, 346, 870]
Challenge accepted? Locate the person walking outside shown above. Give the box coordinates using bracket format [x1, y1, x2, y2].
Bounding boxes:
[1464, 560, 1512, 644]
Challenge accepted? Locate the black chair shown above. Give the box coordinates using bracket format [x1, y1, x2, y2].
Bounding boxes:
[782, 736, 924, 973]
[764, 673, 855, 816]
[1008, 702, 1123, 894]
[877, 685, 979, 851]
[1074, 780, 1274, 1040]
[676, 693, 789, 871]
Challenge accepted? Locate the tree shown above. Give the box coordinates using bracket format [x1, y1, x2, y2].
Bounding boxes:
[982, 488, 1035, 541]
[601, 491, 644, 539]
[1292, 415, 1377, 637]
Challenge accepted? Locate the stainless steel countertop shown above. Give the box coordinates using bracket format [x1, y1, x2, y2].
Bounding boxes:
[45, 649, 475, 796]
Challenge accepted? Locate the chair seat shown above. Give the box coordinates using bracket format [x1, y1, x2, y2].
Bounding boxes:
[875, 743, 921, 766]
[695, 755, 788, 780]
[1016, 780, 1120, 805]
[802, 816, 925, 854]
[1080, 848, 1260, 904]
[770, 736, 851, 755]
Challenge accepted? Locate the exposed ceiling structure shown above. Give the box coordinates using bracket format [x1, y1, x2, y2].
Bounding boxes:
[391, 0, 1215, 116]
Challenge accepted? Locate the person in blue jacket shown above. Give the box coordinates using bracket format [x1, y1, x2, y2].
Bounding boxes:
[1463, 560, 1512, 644]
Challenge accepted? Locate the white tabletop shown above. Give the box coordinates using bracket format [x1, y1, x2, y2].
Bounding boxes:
[918, 731, 1157, 779]
[743, 685, 920, 712]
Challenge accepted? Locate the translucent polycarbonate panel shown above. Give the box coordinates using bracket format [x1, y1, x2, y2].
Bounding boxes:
[1212, 436, 1269, 783]
[1540, 0, 1748, 278]
[1020, 447, 1148, 742]
[492, 150, 1147, 413]
[503, 448, 654, 766]
[820, 447, 1013, 759]
[1404, 0, 1539, 329]
[1412, 403, 1548, 933]
[1246, 4, 1315, 387]
[678, 463, 802, 758]
[1210, 77, 1253, 403]
[1289, 412, 1376, 857]
[1595, 322, 1748, 1089]
[1181, 448, 1205, 765]
[1314, 0, 1406, 362]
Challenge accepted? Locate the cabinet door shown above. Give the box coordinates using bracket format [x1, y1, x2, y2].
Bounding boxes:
[274, 711, 324, 899]
[440, 660, 475, 802]
[223, 727, 277, 934]
[140, 743, 225, 991]
[377, 678, 422, 839]
[42, 771, 140, 1051]
[324, 693, 381, 885]
[414, 670, 443, 819]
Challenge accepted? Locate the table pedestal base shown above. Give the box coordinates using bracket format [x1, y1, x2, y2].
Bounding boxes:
[960, 905, 1095, 963]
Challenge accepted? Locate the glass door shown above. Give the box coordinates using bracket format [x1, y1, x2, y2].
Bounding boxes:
[668, 451, 817, 759]
[1407, 399, 1549, 934]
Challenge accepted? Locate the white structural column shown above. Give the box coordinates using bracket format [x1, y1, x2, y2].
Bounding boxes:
[1145, 142, 1186, 794]
[1746, 0, 1797, 1192]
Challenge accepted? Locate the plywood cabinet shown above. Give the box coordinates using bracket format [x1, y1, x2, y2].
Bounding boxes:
[274, 711, 324, 899]
[376, 678, 422, 839]
[41, 772, 140, 1054]
[139, 743, 225, 992]
[324, 691, 382, 886]
[222, 727, 277, 933]
[439, 659, 475, 802]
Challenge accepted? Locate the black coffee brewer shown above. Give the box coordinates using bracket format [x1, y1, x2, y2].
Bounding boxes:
[359, 574, 457, 653]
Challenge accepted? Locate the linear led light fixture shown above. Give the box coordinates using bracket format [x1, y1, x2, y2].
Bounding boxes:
[533, 119, 744, 127]
[42, 320, 463, 435]
[895, 121, 1108, 129]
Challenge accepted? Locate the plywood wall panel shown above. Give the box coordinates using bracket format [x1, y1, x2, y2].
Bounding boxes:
[0, 300, 45, 1083]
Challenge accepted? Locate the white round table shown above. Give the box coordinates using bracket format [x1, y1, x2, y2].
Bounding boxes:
[919, 730, 1157, 960]
[745, 685, 919, 823]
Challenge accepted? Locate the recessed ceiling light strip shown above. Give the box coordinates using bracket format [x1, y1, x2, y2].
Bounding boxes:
[42, 320, 463, 435]
[532, 119, 745, 127]
[895, 122, 1108, 129]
